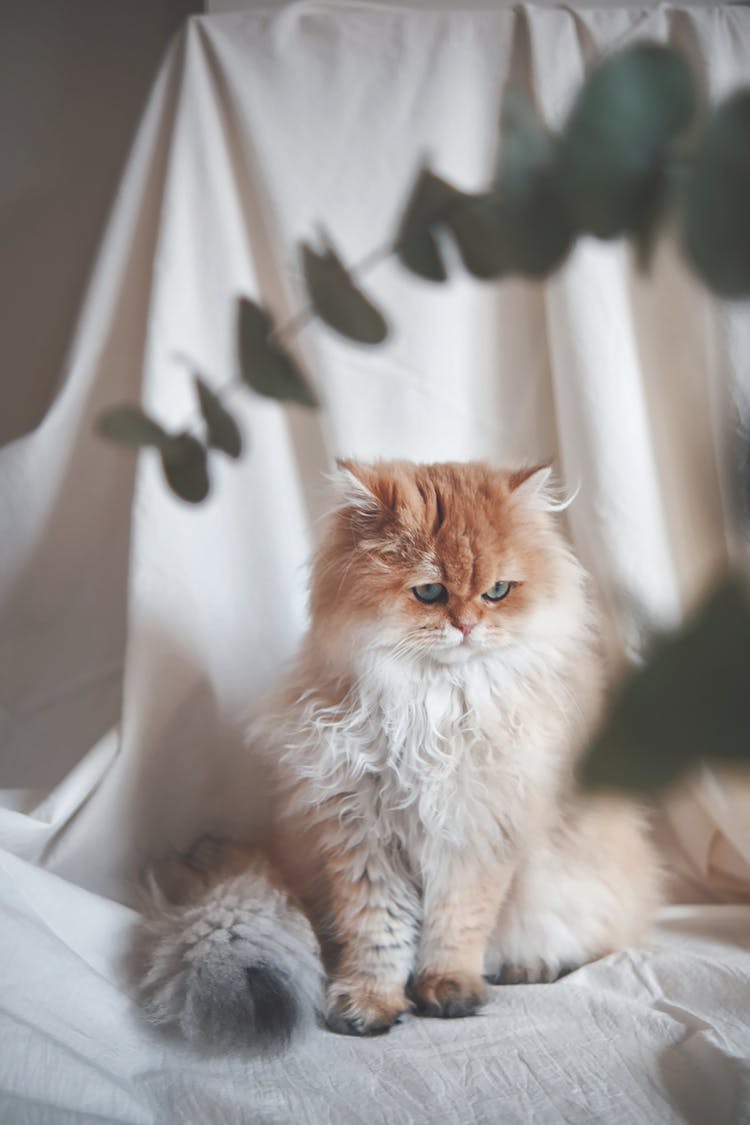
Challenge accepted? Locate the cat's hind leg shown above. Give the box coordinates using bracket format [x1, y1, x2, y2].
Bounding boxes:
[484, 795, 660, 985]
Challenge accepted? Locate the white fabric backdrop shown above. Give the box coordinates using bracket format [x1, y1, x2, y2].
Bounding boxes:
[1, 4, 749, 1122]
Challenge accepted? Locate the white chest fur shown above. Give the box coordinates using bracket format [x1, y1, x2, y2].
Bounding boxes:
[272, 646, 574, 866]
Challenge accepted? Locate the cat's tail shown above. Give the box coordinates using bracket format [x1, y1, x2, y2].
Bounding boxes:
[138, 842, 324, 1048]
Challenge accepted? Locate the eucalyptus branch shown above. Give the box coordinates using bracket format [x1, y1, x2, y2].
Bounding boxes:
[96, 42, 750, 507]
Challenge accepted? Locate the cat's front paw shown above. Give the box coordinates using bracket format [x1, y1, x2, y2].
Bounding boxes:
[325, 980, 412, 1037]
[486, 959, 580, 984]
[409, 971, 487, 1019]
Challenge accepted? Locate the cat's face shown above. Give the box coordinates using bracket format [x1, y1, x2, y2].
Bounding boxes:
[311, 460, 585, 668]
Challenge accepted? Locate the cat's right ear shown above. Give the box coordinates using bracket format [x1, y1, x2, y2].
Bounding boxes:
[333, 459, 383, 522]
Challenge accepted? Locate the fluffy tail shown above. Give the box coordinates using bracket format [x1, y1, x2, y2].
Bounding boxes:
[138, 842, 324, 1047]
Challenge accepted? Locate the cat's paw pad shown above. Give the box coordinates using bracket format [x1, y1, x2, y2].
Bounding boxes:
[325, 982, 411, 1037]
[486, 959, 579, 985]
[409, 971, 487, 1019]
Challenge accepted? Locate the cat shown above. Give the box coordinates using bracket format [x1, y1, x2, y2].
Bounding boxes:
[139, 459, 660, 1044]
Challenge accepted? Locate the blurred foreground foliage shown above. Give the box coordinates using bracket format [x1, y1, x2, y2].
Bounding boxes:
[97, 42, 750, 793]
[581, 576, 750, 794]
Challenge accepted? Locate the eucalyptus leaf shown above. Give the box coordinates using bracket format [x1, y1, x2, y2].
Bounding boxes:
[395, 166, 465, 281]
[681, 92, 750, 298]
[505, 183, 575, 277]
[302, 237, 388, 344]
[581, 576, 750, 794]
[446, 195, 509, 280]
[496, 89, 575, 275]
[160, 433, 210, 504]
[499, 88, 558, 202]
[97, 405, 170, 449]
[631, 161, 669, 271]
[194, 375, 242, 459]
[445, 91, 573, 280]
[559, 44, 696, 239]
[238, 297, 318, 407]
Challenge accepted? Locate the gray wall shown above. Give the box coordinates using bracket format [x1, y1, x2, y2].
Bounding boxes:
[0, 0, 201, 447]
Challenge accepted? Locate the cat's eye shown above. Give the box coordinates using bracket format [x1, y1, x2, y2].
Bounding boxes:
[413, 583, 447, 604]
[483, 581, 513, 602]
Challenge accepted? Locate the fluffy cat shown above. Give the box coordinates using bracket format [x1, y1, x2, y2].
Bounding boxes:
[140, 460, 659, 1044]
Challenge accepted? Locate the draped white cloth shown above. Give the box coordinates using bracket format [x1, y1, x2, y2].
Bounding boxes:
[1, 4, 749, 1121]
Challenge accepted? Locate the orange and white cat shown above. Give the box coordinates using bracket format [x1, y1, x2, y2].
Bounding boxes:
[140, 460, 659, 1043]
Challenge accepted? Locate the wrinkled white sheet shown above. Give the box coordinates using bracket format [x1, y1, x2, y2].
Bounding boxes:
[1, 4, 750, 1122]
[1, 844, 749, 1124]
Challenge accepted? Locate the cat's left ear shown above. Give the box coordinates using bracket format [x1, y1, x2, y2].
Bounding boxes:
[508, 462, 565, 510]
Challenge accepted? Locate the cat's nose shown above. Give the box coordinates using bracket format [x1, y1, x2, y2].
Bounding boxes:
[457, 622, 476, 638]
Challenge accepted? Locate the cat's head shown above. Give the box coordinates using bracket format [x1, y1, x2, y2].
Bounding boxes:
[310, 460, 588, 671]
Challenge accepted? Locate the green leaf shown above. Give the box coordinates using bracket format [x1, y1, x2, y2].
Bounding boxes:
[160, 433, 210, 504]
[446, 195, 509, 280]
[507, 188, 575, 276]
[581, 576, 750, 794]
[237, 298, 318, 407]
[98, 405, 211, 503]
[301, 235, 388, 344]
[96, 405, 170, 449]
[446, 91, 574, 280]
[497, 90, 576, 275]
[396, 144, 571, 284]
[631, 160, 671, 271]
[681, 92, 750, 298]
[194, 375, 242, 459]
[500, 88, 558, 201]
[395, 166, 465, 281]
[446, 183, 570, 281]
[559, 44, 697, 239]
